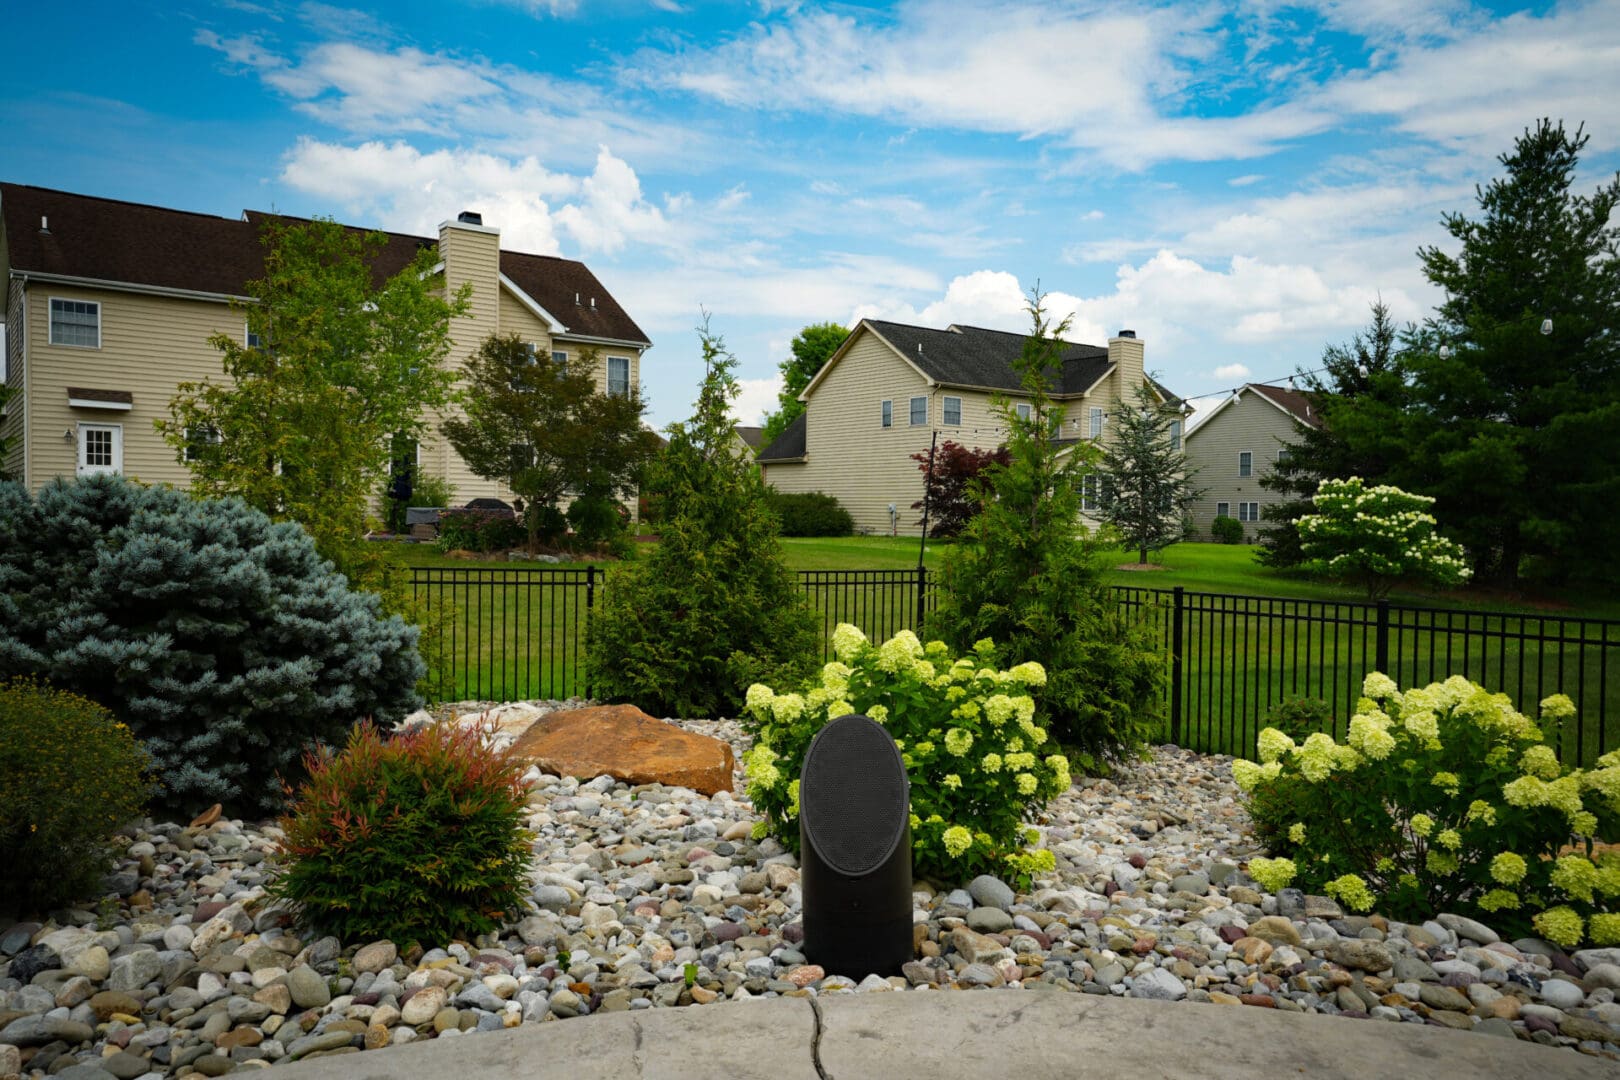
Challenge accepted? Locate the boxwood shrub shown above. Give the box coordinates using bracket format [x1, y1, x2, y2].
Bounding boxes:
[766, 491, 855, 537]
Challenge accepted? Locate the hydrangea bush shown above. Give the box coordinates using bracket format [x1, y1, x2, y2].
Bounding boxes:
[1237, 672, 1620, 946]
[741, 625, 1069, 884]
[1297, 477, 1472, 598]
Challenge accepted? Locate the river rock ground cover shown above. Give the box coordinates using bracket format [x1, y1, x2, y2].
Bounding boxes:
[3, 701, 1619, 1078]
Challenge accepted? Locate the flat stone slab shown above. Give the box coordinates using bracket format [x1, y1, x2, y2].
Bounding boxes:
[267, 987, 1613, 1080]
[508, 704, 736, 795]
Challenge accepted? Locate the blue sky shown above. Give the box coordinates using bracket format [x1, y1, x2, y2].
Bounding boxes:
[6, 0, 1618, 431]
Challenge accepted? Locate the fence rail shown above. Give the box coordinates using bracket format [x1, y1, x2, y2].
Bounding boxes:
[408, 567, 1619, 765]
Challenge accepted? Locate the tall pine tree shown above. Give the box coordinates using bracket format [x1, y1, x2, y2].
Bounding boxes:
[1407, 120, 1620, 588]
[1096, 382, 1203, 565]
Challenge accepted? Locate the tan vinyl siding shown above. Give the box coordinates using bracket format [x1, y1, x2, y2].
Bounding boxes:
[432, 222, 506, 502]
[3, 274, 24, 481]
[1184, 394, 1308, 541]
[496, 287, 556, 353]
[21, 285, 248, 488]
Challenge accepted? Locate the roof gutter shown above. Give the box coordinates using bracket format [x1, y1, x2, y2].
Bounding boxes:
[9, 269, 251, 305]
[553, 331, 653, 351]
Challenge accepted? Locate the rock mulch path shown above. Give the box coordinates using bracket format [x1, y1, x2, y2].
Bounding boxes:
[3, 701, 1619, 1078]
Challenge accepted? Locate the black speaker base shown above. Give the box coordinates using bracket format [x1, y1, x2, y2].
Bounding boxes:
[803, 910, 914, 981]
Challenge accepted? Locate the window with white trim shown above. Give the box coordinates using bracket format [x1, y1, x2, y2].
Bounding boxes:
[1216, 501, 1230, 519]
[909, 396, 926, 426]
[942, 396, 961, 426]
[608, 356, 630, 396]
[1238, 450, 1253, 477]
[1089, 406, 1104, 439]
[552, 350, 568, 376]
[510, 343, 539, 390]
[1169, 419, 1182, 451]
[881, 400, 892, 428]
[51, 299, 100, 348]
[184, 425, 222, 463]
[77, 424, 121, 476]
[1015, 403, 1032, 422]
[1277, 447, 1291, 465]
[1239, 501, 1260, 522]
[1080, 474, 1100, 512]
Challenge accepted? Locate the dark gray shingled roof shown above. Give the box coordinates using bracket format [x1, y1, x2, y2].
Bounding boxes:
[863, 321, 1113, 397]
[756, 412, 806, 462]
[3, 183, 648, 346]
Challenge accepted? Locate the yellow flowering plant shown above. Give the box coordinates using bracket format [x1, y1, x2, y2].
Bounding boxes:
[741, 625, 1069, 882]
[1235, 674, 1620, 945]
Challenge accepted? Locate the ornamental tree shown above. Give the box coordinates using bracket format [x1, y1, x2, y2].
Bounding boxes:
[161, 216, 469, 573]
[910, 440, 1010, 538]
[441, 334, 660, 552]
[1297, 477, 1471, 599]
[1095, 381, 1203, 564]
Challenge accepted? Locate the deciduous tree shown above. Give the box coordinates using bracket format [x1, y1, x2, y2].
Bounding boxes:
[911, 440, 1010, 538]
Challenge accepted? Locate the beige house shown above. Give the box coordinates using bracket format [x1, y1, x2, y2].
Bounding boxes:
[1183, 382, 1320, 541]
[757, 319, 1186, 536]
[0, 183, 650, 502]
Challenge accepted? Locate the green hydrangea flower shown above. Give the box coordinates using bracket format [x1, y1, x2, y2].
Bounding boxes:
[1408, 813, 1434, 839]
[1477, 889, 1520, 912]
[1248, 856, 1297, 893]
[1465, 800, 1497, 826]
[1520, 745, 1561, 782]
[1490, 852, 1527, 885]
[1589, 913, 1620, 947]
[1362, 672, 1399, 700]
[1539, 694, 1576, 721]
[867, 704, 889, 724]
[1008, 661, 1046, 687]
[1288, 822, 1306, 844]
[1531, 906, 1583, 948]
[1431, 772, 1460, 796]
[1323, 873, 1376, 913]
[942, 826, 973, 858]
[1437, 829, 1461, 851]
[745, 683, 774, 712]
[1015, 773, 1037, 796]
[1257, 727, 1294, 765]
[942, 774, 961, 790]
[831, 623, 867, 662]
[981, 752, 1003, 773]
[1425, 850, 1459, 875]
[1550, 855, 1599, 903]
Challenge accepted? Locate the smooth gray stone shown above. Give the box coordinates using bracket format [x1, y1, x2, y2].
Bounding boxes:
[967, 875, 1016, 911]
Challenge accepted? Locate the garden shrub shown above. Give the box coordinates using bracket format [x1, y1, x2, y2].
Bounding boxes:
[926, 292, 1164, 770]
[1297, 477, 1471, 598]
[434, 507, 530, 553]
[1241, 698, 1336, 854]
[743, 626, 1068, 884]
[1211, 515, 1244, 544]
[566, 494, 630, 549]
[765, 491, 855, 537]
[271, 720, 533, 945]
[1237, 673, 1620, 946]
[0, 475, 425, 817]
[586, 322, 819, 717]
[0, 679, 156, 914]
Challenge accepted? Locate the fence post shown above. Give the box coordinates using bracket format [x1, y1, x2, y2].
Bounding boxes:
[585, 565, 597, 700]
[1170, 586, 1184, 746]
[1375, 599, 1390, 675]
[915, 565, 927, 630]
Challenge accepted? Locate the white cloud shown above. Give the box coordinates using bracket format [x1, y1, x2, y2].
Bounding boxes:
[279, 139, 672, 256]
[731, 376, 783, 425]
[1213, 362, 1251, 379]
[1228, 174, 1265, 187]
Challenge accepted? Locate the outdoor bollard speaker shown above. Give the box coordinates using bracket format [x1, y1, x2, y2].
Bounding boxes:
[799, 713, 912, 980]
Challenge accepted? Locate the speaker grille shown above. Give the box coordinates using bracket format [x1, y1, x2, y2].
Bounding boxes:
[801, 714, 908, 877]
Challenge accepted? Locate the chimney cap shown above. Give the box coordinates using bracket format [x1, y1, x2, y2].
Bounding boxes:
[1117, 329, 1136, 339]
[457, 211, 483, 226]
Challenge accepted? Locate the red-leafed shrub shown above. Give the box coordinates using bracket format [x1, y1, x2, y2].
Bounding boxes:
[270, 720, 534, 946]
[911, 441, 1011, 538]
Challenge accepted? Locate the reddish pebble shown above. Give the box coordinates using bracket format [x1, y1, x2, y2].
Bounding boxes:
[1218, 925, 1247, 945]
[1128, 854, 1147, 869]
[1239, 994, 1276, 1008]
[788, 965, 825, 989]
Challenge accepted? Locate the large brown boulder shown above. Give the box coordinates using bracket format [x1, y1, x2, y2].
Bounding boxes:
[508, 704, 736, 795]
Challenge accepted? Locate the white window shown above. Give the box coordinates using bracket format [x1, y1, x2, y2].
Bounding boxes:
[1216, 501, 1230, 519]
[881, 400, 892, 428]
[552, 350, 568, 375]
[910, 396, 927, 426]
[1089, 407, 1104, 439]
[1238, 450, 1253, 477]
[1015, 403, 1032, 422]
[77, 423, 122, 476]
[1080, 474, 1099, 512]
[184, 425, 222, 463]
[942, 396, 962, 426]
[1277, 447, 1291, 465]
[1239, 502, 1260, 522]
[608, 356, 631, 396]
[1170, 420, 1182, 451]
[511, 344, 538, 390]
[51, 299, 100, 348]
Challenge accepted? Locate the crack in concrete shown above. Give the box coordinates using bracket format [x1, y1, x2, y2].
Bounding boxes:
[807, 996, 831, 1080]
[629, 1015, 644, 1075]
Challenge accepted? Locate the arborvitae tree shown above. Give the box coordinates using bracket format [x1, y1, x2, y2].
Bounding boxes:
[760, 322, 849, 443]
[1408, 120, 1620, 587]
[1096, 382, 1203, 564]
[585, 319, 819, 717]
[1257, 301, 1415, 568]
[925, 290, 1165, 769]
[910, 440, 1011, 538]
[441, 334, 659, 551]
[0, 475, 423, 817]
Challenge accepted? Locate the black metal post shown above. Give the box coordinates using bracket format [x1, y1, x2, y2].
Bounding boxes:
[1170, 586, 1184, 746]
[1375, 599, 1390, 675]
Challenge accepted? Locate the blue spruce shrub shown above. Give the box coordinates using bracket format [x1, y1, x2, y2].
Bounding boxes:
[0, 475, 424, 816]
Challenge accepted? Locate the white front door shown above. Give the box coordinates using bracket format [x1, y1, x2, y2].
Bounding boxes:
[77, 423, 122, 476]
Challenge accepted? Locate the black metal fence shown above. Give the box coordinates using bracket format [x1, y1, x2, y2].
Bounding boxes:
[408, 567, 1619, 765]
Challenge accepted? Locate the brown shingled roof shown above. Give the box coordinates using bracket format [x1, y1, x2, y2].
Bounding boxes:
[1247, 382, 1323, 429]
[2, 183, 648, 345]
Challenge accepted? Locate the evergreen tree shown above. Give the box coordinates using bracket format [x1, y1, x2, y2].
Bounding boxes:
[1257, 301, 1415, 567]
[442, 334, 659, 551]
[1096, 382, 1203, 564]
[925, 290, 1164, 768]
[1407, 120, 1620, 587]
[760, 322, 848, 443]
[585, 318, 819, 717]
